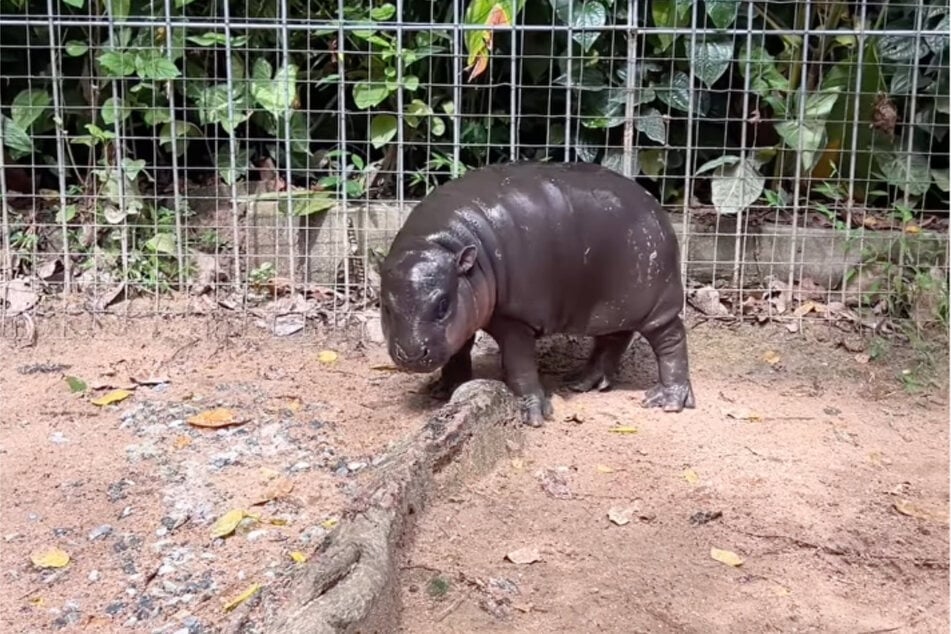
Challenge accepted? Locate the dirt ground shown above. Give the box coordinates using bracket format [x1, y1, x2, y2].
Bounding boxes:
[1, 313, 948, 633]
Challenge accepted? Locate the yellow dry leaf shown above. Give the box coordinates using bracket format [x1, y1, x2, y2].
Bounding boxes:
[317, 350, 339, 364]
[172, 435, 192, 450]
[762, 350, 781, 366]
[91, 389, 133, 407]
[710, 547, 744, 567]
[904, 224, 921, 235]
[289, 551, 308, 564]
[30, 547, 70, 569]
[772, 583, 791, 596]
[187, 408, 238, 428]
[608, 426, 638, 434]
[251, 477, 295, 506]
[29, 596, 45, 606]
[793, 301, 817, 317]
[894, 499, 947, 524]
[262, 516, 289, 527]
[211, 509, 256, 538]
[596, 464, 616, 474]
[683, 468, 700, 485]
[321, 517, 339, 530]
[260, 467, 281, 481]
[222, 582, 262, 612]
[370, 364, 399, 372]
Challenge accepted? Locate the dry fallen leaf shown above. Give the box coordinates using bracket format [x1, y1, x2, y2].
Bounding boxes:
[321, 517, 339, 530]
[511, 458, 524, 471]
[505, 546, 542, 565]
[91, 389, 133, 407]
[30, 547, 70, 569]
[904, 224, 921, 235]
[172, 435, 192, 450]
[289, 551, 308, 564]
[317, 350, 339, 364]
[370, 364, 399, 372]
[131, 374, 170, 386]
[893, 499, 947, 524]
[607, 506, 632, 526]
[793, 301, 818, 317]
[608, 426, 638, 435]
[222, 583, 262, 612]
[763, 350, 781, 366]
[595, 464, 616, 474]
[187, 408, 241, 429]
[252, 477, 295, 506]
[710, 547, 744, 567]
[211, 509, 256, 538]
[724, 408, 763, 422]
[683, 468, 700, 485]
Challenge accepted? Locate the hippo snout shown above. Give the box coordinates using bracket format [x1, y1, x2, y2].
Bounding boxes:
[393, 343, 429, 366]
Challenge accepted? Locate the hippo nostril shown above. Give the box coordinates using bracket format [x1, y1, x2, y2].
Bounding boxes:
[395, 343, 427, 364]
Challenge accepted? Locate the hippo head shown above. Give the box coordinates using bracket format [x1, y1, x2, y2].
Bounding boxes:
[379, 242, 482, 373]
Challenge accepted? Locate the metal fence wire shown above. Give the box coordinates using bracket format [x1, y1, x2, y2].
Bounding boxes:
[0, 0, 948, 341]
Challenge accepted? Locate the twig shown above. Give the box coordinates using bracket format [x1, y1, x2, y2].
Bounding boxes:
[435, 591, 469, 623]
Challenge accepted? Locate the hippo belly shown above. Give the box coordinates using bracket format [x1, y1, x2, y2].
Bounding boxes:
[379, 161, 695, 426]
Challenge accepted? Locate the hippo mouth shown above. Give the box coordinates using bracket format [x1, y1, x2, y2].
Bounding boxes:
[389, 342, 446, 373]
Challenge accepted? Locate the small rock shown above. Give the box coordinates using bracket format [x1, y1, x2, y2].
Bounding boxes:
[291, 461, 311, 473]
[333, 465, 349, 477]
[689, 510, 723, 525]
[88, 570, 100, 582]
[105, 602, 127, 616]
[246, 529, 269, 542]
[88, 524, 114, 541]
[50, 432, 68, 444]
[158, 563, 176, 576]
[346, 461, 367, 472]
[119, 506, 134, 519]
[155, 526, 169, 538]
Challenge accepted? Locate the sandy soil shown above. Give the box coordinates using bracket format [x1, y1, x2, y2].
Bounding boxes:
[0, 314, 947, 633]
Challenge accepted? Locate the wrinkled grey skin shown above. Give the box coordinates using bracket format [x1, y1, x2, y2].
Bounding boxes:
[379, 161, 695, 426]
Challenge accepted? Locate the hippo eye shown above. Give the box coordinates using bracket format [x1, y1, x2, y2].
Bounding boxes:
[435, 296, 450, 320]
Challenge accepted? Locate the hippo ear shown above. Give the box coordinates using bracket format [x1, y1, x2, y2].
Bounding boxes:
[456, 245, 478, 274]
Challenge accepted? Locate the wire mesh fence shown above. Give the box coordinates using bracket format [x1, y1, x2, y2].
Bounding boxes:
[1, 0, 948, 342]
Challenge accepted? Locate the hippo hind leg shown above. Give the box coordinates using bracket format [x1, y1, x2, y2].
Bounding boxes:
[565, 330, 636, 392]
[427, 335, 475, 400]
[640, 316, 696, 412]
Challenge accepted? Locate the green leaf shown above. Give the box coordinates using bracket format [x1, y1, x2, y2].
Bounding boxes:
[580, 88, 628, 129]
[101, 97, 131, 126]
[699, 155, 765, 215]
[370, 114, 399, 149]
[925, 14, 949, 53]
[65, 376, 87, 393]
[216, 146, 251, 186]
[775, 120, 827, 171]
[252, 63, 298, 118]
[98, 51, 137, 77]
[651, 0, 691, 52]
[121, 158, 147, 180]
[431, 116, 446, 136]
[2, 115, 34, 157]
[635, 107, 666, 144]
[638, 148, 671, 179]
[62, 0, 84, 7]
[55, 204, 79, 223]
[553, 65, 607, 91]
[874, 152, 934, 196]
[104, 0, 130, 21]
[877, 35, 929, 61]
[159, 120, 202, 155]
[932, 168, 950, 192]
[196, 84, 250, 133]
[571, 1, 607, 53]
[370, 3, 396, 20]
[353, 81, 391, 109]
[135, 52, 180, 81]
[739, 44, 789, 96]
[655, 71, 707, 114]
[704, 0, 739, 29]
[145, 233, 177, 255]
[801, 89, 840, 119]
[65, 41, 89, 56]
[690, 38, 734, 88]
[11, 89, 51, 131]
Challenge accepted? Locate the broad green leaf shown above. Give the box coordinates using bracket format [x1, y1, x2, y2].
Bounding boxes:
[775, 120, 827, 171]
[638, 148, 669, 178]
[216, 146, 250, 186]
[159, 120, 202, 155]
[874, 152, 934, 196]
[580, 88, 627, 129]
[651, 0, 692, 51]
[62, 0, 84, 7]
[101, 97, 131, 126]
[11, 89, 51, 131]
[932, 168, 950, 192]
[353, 81, 391, 109]
[135, 52, 180, 81]
[98, 51, 137, 77]
[145, 233, 177, 255]
[253, 63, 298, 118]
[690, 38, 734, 88]
[121, 158, 147, 180]
[64, 41, 88, 56]
[56, 204, 78, 224]
[571, 1, 607, 53]
[801, 89, 840, 119]
[2, 115, 33, 157]
[695, 154, 741, 175]
[636, 107, 666, 144]
[701, 155, 765, 215]
[370, 3, 396, 20]
[705, 0, 739, 29]
[405, 99, 433, 128]
[655, 71, 707, 114]
[877, 34, 929, 61]
[739, 44, 789, 96]
[553, 65, 607, 91]
[370, 114, 399, 148]
[104, 0, 129, 20]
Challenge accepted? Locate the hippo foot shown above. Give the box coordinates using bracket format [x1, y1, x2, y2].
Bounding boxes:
[641, 382, 696, 412]
[518, 393, 554, 427]
[564, 368, 612, 393]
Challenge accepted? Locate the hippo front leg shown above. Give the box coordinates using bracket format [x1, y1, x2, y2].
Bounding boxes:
[428, 335, 475, 400]
[640, 316, 696, 412]
[489, 318, 552, 427]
